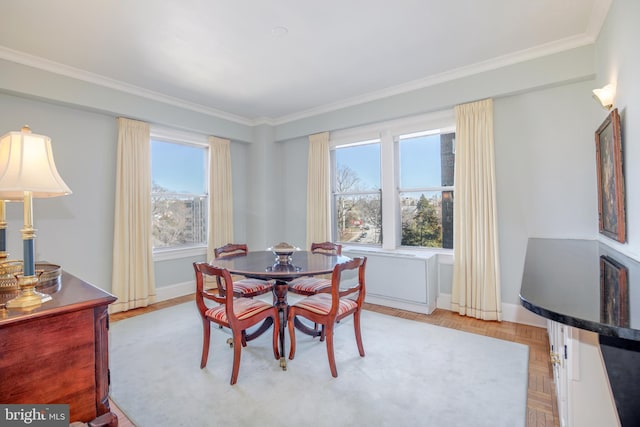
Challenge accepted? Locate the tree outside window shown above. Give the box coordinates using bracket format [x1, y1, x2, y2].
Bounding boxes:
[399, 132, 455, 249]
[333, 142, 381, 245]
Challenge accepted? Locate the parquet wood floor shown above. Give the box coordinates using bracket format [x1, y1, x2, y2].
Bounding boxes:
[108, 296, 559, 427]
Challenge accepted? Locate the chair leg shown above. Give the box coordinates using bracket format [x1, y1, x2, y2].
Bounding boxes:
[230, 330, 243, 385]
[272, 313, 280, 360]
[325, 325, 338, 377]
[200, 319, 211, 369]
[353, 310, 365, 357]
[288, 309, 297, 360]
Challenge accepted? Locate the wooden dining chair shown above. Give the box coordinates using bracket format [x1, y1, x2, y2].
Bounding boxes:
[287, 256, 367, 377]
[193, 262, 280, 385]
[288, 242, 343, 296]
[214, 243, 274, 297]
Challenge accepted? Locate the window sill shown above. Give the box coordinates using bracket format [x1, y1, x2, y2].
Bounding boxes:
[153, 245, 207, 261]
[342, 245, 453, 262]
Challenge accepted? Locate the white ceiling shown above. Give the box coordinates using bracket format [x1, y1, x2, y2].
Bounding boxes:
[0, 0, 611, 124]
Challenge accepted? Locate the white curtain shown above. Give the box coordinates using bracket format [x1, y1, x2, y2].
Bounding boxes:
[451, 98, 502, 321]
[306, 132, 331, 248]
[207, 136, 234, 257]
[110, 117, 156, 313]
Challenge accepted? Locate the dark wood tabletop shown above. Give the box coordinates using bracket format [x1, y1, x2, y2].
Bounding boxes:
[209, 250, 352, 370]
[210, 250, 352, 282]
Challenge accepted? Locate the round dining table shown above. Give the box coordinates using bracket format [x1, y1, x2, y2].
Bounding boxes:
[210, 250, 351, 369]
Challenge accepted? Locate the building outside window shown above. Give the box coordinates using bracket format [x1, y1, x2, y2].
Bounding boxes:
[331, 111, 455, 250]
[151, 137, 208, 252]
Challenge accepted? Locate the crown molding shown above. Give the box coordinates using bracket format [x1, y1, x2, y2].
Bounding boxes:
[272, 33, 597, 125]
[274, 0, 613, 125]
[0, 46, 254, 126]
[0, 34, 598, 129]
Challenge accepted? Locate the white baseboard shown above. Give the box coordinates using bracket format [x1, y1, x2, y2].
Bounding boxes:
[154, 283, 546, 327]
[437, 293, 546, 327]
[502, 302, 547, 327]
[365, 294, 436, 314]
[155, 280, 194, 302]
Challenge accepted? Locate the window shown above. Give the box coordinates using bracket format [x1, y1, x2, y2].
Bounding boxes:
[333, 140, 382, 244]
[398, 131, 455, 249]
[151, 134, 208, 253]
[330, 111, 455, 250]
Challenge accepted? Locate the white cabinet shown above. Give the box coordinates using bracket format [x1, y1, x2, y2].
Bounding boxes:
[547, 320, 573, 427]
[546, 320, 620, 427]
[343, 249, 437, 314]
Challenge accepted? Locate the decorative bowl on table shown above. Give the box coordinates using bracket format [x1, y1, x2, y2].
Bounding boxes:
[268, 242, 300, 264]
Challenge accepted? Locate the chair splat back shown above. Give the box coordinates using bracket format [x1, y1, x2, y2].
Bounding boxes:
[193, 262, 280, 385]
[287, 256, 367, 377]
[212, 243, 274, 298]
[310, 241, 342, 256]
[214, 243, 249, 259]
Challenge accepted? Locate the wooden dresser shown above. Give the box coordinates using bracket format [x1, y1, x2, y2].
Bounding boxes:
[0, 270, 118, 426]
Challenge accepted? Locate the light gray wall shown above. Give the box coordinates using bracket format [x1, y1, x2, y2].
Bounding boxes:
[594, 0, 640, 259]
[0, 93, 117, 290]
[494, 80, 602, 303]
[279, 135, 309, 248]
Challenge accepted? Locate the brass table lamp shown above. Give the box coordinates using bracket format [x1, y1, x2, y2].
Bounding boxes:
[0, 126, 72, 308]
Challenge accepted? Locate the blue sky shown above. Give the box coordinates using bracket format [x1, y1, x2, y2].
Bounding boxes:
[399, 134, 442, 188]
[152, 134, 443, 194]
[151, 140, 206, 194]
[336, 134, 442, 190]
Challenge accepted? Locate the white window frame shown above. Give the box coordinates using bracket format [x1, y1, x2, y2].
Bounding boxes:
[330, 110, 455, 252]
[150, 126, 209, 261]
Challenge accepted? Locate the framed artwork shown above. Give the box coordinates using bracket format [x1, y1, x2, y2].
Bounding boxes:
[595, 108, 625, 242]
[600, 255, 628, 327]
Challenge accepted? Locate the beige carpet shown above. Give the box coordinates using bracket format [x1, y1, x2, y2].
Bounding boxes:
[109, 302, 528, 427]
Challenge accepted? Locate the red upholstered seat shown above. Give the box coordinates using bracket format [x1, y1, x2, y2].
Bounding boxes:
[291, 293, 357, 317]
[214, 244, 274, 298]
[288, 242, 342, 296]
[228, 278, 273, 296]
[206, 297, 275, 323]
[287, 277, 331, 295]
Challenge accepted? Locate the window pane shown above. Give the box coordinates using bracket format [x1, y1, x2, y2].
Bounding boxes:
[151, 139, 208, 250]
[335, 143, 381, 191]
[334, 193, 381, 244]
[399, 132, 455, 188]
[400, 191, 453, 249]
[152, 195, 208, 248]
[151, 140, 206, 194]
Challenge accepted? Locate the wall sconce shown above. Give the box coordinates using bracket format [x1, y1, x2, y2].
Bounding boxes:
[592, 84, 616, 110]
[0, 126, 72, 309]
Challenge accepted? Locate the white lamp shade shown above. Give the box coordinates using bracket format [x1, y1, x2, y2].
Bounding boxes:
[0, 126, 72, 199]
[592, 84, 616, 110]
